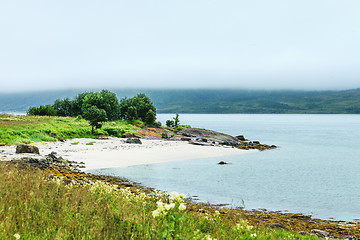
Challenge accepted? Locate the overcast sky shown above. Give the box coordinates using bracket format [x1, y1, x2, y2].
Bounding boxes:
[1, 0, 360, 92]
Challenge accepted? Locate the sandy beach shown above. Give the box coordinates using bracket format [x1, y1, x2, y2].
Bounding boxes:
[0, 138, 251, 170]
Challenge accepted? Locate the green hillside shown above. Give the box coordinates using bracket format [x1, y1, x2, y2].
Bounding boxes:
[1, 88, 360, 114]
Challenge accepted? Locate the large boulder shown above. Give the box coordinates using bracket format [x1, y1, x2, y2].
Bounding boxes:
[16, 144, 40, 154]
[126, 138, 142, 144]
[178, 128, 239, 147]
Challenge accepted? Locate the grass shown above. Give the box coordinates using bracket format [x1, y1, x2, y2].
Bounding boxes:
[0, 163, 323, 240]
[0, 114, 139, 145]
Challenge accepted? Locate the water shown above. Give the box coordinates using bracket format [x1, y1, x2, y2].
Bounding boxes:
[89, 114, 360, 221]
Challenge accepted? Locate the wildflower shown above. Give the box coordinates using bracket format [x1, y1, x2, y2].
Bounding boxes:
[169, 191, 186, 202]
[165, 203, 175, 210]
[13, 233, 20, 239]
[250, 233, 257, 237]
[179, 203, 187, 211]
[152, 209, 162, 218]
[214, 210, 220, 216]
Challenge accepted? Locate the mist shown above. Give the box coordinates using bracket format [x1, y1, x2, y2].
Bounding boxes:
[1, 0, 360, 92]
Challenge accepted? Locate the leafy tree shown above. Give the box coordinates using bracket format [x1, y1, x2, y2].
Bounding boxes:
[82, 105, 107, 133]
[81, 90, 120, 121]
[119, 93, 156, 125]
[53, 98, 73, 117]
[173, 113, 180, 127]
[126, 106, 138, 121]
[27, 105, 57, 116]
[166, 120, 175, 127]
[145, 109, 156, 125]
[166, 114, 180, 127]
[72, 92, 91, 116]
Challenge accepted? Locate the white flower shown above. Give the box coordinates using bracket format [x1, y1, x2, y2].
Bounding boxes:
[214, 210, 220, 216]
[179, 203, 187, 211]
[250, 233, 257, 237]
[13, 233, 20, 239]
[165, 203, 175, 210]
[152, 209, 161, 218]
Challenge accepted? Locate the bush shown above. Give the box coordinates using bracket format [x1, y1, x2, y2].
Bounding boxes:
[27, 105, 57, 116]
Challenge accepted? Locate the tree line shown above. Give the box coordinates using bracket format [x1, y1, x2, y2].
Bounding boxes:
[28, 90, 157, 132]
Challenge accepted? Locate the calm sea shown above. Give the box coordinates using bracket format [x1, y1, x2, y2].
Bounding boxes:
[89, 114, 360, 221]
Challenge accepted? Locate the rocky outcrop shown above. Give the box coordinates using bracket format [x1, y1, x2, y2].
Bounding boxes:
[11, 152, 84, 170]
[178, 128, 239, 146]
[126, 138, 142, 144]
[16, 144, 40, 154]
[177, 128, 277, 151]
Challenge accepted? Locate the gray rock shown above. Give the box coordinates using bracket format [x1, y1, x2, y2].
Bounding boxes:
[16, 144, 40, 154]
[162, 132, 172, 139]
[311, 229, 334, 238]
[178, 128, 239, 147]
[235, 135, 246, 141]
[126, 138, 142, 144]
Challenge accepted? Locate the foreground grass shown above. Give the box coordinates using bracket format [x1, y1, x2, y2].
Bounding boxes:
[0, 114, 138, 145]
[0, 164, 323, 239]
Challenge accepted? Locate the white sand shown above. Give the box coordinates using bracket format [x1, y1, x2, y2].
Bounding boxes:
[0, 138, 252, 170]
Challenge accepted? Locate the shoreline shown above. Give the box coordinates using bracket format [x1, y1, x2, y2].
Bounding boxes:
[0, 137, 251, 171]
[1, 138, 360, 238]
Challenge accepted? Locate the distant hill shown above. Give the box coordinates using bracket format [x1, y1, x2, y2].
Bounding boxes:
[1, 88, 360, 114]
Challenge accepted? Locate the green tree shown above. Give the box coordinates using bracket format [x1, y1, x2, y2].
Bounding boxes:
[119, 93, 156, 125]
[72, 92, 91, 116]
[166, 120, 175, 127]
[27, 105, 57, 116]
[173, 113, 180, 127]
[145, 109, 156, 125]
[81, 90, 120, 121]
[53, 98, 73, 117]
[82, 105, 107, 133]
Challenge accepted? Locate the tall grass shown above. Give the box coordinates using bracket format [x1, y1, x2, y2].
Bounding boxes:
[0, 115, 138, 145]
[0, 163, 322, 239]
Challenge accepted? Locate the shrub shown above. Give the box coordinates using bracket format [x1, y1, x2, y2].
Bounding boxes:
[27, 105, 57, 116]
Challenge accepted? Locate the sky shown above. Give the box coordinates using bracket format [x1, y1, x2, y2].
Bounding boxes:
[1, 0, 360, 92]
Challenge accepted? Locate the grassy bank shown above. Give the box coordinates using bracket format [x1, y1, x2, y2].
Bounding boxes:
[0, 163, 322, 239]
[0, 114, 138, 145]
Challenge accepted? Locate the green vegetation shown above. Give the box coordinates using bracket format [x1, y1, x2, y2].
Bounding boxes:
[166, 113, 180, 127]
[0, 163, 321, 239]
[26, 90, 157, 131]
[0, 115, 138, 145]
[119, 93, 157, 125]
[27, 105, 57, 116]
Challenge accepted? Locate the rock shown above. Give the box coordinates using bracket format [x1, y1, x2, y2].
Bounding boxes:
[178, 128, 239, 147]
[235, 135, 246, 141]
[154, 122, 162, 128]
[311, 229, 334, 238]
[16, 144, 40, 154]
[162, 132, 172, 139]
[217, 161, 228, 165]
[126, 138, 142, 144]
[180, 137, 192, 141]
[189, 141, 213, 146]
[253, 141, 260, 144]
[57, 137, 64, 142]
